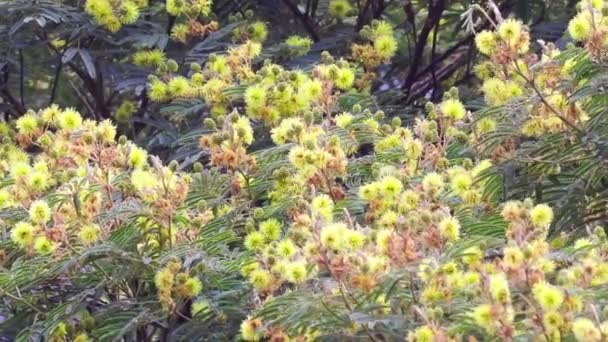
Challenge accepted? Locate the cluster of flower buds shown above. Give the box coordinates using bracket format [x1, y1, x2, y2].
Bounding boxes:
[154, 259, 203, 312]
[2, 105, 194, 259]
[471, 6, 595, 146]
[85, 0, 148, 32]
[352, 20, 399, 70]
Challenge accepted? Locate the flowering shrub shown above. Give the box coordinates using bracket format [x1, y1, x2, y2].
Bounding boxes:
[3, 1, 608, 341]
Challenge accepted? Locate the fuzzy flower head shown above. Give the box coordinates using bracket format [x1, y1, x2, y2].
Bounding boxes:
[128, 145, 148, 169]
[41, 104, 62, 126]
[183, 277, 203, 297]
[497, 19, 523, 44]
[422, 172, 444, 195]
[311, 194, 334, 222]
[259, 218, 281, 241]
[11, 222, 35, 247]
[489, 273, 511, 304]
[568, 13, 593, 41]
[334, 67, 355, 90]
[245, 231, 265, 251]
[284, 261, 307, 283]
[240, 318, 263, 341]
[285, 35, 313, 56]
[475, 30, 497, 55]
[15, 113, 39, 136]
[532, 282, 564, 312]
[530, 203, 553, 228]
[320, 222, 347, 250]
[328, 0, 352, 19]
[470, 304, 494, 333]
[29, 200, 51, 224]
[79, 224, 101, 245]
[96, 119, 117, 144]
[58, 108, 83, 132]
[233, 116, 254, 145]
[34, 236, 57, 255]
[440, 99, 466, 120]
[379, 175, 403, 199]
[374, 35, 398, 59]
[438, 216, 460, 242]
[572, 318, 601, 342]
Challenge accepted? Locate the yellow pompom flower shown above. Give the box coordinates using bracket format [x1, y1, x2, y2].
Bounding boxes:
[0, 190, 12, 209]
[183, 277, 203, 297]
[191, 299, 211, 315]
[245, 231, 265, 251]
[27, 171, 50, 192]
[311, 194, 334, 222]
[284, 261, 307, 283]
[119, 0, 140, 24]
[328, 0, 352, 19]
[167, 76, 191, 97]
[244, 85, 267, 110]
[277, 239, 297, 258]
[532, 282, 564, 312]
[240, 318, 262, 341]
[543, 311, 564, 333]
[166, 0, 185, 15]
[15, 113, 39, 136]
[379, 176, 402, 199]
[584, 0, 604, 10]
[58, 108, 83, 131]
[11, 222, 35, 247]
[335, 113, 353, 128]
[131, 169, 158, 193]
[568, 13, 593, 41]
[320, 222, 347, 250]
[128, 145, 148, 169]
[470, 304, 494, 332]
[79, 224, 101, 245]
[408, 326, 435, 342]
[29, 200, 51, 224]
[375, 229, 393, 252]
[345, 230, 366, 250]
[249, 22, 269, 43]
[462, 246, 483, 266]
[259, 218, 281, 241]
[34, 236, 57, 255]
[572, 318, 601, 342]
[422, 172, 444, 195]
[451, 173, 472, 195]
[530, 203, 553, 228]
[248, 269, 272, 291]
[96, 119, 117, 144]
[148, 79, 169, 102]
[438, 216, 460, 242]
[476, 117, 497, 134]
[489, 273, 510, 304]
[335, 68, 355, 90]
[475, 30, 497, 55]
[374, 35, 398, 59]
[233, 117, 254, 145]
[502, 246, 524, 268]
[498, 19, 523, 44]
[41, 104, 62, 126]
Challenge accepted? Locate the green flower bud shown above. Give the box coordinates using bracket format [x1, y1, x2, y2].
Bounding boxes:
[253, 208, 265, 220]
[391, 117, 401, 128]
[167, 59, 179, 73]
[203, 118, 216, 130]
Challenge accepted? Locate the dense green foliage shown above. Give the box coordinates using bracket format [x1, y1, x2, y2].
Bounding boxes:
[3, 0, 608, 341]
